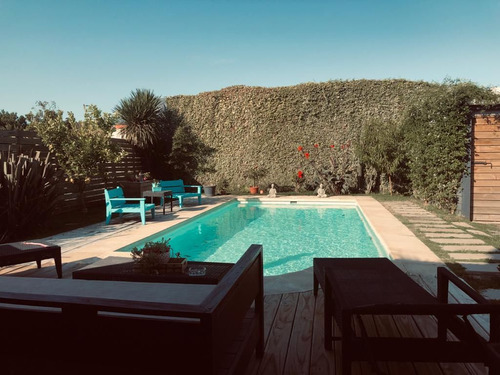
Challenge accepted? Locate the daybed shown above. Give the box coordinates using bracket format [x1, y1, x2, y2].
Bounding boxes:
[0, 245, 264, 375]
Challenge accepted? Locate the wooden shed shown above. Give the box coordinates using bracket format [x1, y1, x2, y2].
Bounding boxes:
[461, 109, 500, 222]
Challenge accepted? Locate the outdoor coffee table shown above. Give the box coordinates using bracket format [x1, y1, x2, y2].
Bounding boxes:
[73, 256, 233, 285]
[314, 257, 440, 374]
[142, 190, 173, 214]
[0, 241, 62, 278]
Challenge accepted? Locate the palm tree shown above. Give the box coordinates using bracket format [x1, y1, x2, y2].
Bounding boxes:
[114, 89, 165, 150]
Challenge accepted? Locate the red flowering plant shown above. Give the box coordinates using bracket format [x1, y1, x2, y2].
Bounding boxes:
[295, 169, 305, 192]
[296, 142, 355, 194]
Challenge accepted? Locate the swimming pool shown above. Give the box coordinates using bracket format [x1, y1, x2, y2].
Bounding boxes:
[118, 200, 388, 276]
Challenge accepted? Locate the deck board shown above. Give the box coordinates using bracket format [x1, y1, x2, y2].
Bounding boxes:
[256, 292, 299, 375]
[310, 291, 336, 375]
[283, 291, 314, 375]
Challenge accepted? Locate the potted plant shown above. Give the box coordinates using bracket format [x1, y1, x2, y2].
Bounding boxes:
[120, 171, 153, 197]
[244, 166, 267, 194]
[130, 237, 172, 273]
[203, 183, 216, 197]
[218, 179, 229, 195]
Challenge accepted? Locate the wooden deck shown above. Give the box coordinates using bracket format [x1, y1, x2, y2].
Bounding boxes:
[245, 290, 488, 375]
[0, 260, 489, 375]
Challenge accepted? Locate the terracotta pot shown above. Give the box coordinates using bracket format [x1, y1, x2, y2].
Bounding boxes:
[249, 186, 259, 194]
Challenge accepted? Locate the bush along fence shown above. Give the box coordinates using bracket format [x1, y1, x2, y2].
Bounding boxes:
[0, 129, 144, 214]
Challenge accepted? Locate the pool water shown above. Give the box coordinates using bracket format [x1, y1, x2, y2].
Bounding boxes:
[119, 201, 387, 276]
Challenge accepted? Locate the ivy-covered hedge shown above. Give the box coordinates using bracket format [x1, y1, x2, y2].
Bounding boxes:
[402, 81, 498, 211]
[166, 79, 435, 192]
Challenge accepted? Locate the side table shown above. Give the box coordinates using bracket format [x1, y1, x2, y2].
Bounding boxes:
[142, 190, 173, 214]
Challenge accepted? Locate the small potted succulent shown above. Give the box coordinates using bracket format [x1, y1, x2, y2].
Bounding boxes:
[131, 237, 172, 273]
[131, 238, 187, 274]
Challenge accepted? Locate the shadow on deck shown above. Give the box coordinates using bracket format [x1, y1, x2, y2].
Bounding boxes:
[245, 290, 487, 375]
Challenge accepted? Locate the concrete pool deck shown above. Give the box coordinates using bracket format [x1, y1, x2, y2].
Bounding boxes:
[3, 195, 448, 298]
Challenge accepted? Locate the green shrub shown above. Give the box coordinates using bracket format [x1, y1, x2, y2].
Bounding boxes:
[296, 143, 357, 194]
[402, 80, 499, 211]
[163, 124, 215, 183]
[0, 150, 61, 242]
[29, 103, 123, 212]
[355, 118, 407, 194]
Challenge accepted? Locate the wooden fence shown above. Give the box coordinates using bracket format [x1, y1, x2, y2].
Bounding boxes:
[0, 130, 144, 213]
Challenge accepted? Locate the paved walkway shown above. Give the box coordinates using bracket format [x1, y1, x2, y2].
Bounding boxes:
[382, 201, 500, 299]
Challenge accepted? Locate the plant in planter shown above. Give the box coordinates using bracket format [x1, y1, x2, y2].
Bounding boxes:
[244, 166, 267, 194]
[218, 179, 230, 195]
[131, 237, 173, 273]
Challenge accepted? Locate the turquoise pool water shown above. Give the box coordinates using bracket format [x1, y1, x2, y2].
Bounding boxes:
[118, 200, 387, 276]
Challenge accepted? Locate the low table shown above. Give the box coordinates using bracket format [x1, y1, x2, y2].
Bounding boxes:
[0, 241, 62, 278]
[314, 258, 440, 374]
[142, 190, 173, 214]
[73, 256, 233, 285]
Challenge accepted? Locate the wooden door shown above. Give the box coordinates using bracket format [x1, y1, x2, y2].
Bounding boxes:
[472, 114, 500, 222]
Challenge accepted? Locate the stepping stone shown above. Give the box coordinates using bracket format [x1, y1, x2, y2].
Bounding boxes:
[448, 253, 500, 262]
[452, 222, 474, 228]
[419, 228, 464, 233]
[402, 216, 440, 220]
[423, 233, 473, 239]
[442, 245, 499, 252]
[412, 223, 456, 229]
[462, 262, 499, 274]
[466, 229, 491, 237]
[430, 238, 486, 245]
[407, 219, 446, 224]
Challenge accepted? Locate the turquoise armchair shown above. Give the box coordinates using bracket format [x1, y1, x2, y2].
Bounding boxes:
[104, 186, 155, 225]
[157, 179, 202, 208]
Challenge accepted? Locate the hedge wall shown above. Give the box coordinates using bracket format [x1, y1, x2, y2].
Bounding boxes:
[166, 79, 436, 192]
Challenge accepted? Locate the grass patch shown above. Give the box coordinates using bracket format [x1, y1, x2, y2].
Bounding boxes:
[372, 194, 500, 291]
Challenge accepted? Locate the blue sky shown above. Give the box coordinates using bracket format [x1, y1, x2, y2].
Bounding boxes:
[1, 0, 499, 120]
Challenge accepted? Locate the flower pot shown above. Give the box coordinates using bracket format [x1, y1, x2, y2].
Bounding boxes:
[249, 186, 259, 194]
[120, 181, 152, 197]
[203, 185, 216, 197]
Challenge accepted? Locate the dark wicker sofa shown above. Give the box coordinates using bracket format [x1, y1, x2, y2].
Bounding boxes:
[0, 245, 264, 375]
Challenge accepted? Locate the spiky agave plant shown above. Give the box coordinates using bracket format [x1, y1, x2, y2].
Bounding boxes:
[0, 150, 61, 242]
[114, 89, 165, 150]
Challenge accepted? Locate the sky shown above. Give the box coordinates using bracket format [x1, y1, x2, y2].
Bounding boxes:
[1, 0, 499, 120]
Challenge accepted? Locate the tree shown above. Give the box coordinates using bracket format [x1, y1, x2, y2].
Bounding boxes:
[355, 119, 405, 195]
[114, 89, 165, 150]
[166, 124, 216, 182]
[0, 110, 27, 130]
[29, 103, 124, 212]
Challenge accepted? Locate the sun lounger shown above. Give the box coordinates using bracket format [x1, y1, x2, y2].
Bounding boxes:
[0, 241, 62, 278]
